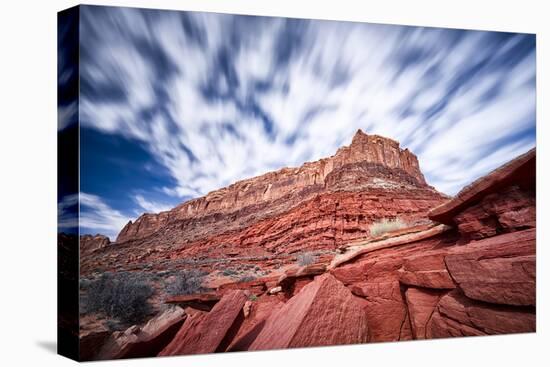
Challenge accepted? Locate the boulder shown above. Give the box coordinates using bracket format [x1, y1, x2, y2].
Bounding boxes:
[249, 273, 368, 350]
[226, 297, 285, 352]
[445, 229, 535, 306]
[268, 286, 282, 295]
[158, 290, 249, 356]
[95, 306, 186, 360]
[351, 280, 412, 341]
[427, 290, 535, 338]
[429, 148, 535, 225]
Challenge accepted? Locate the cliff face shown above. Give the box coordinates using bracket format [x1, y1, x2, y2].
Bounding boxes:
[116, 130, 437, 244]
[81, 130, 446, 277]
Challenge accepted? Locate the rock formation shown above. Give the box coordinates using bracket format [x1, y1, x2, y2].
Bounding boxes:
[81, 130, 446, 277]
[80, 234, 110, 255]
[77, 132, 536, 361]
[117, 130, 429, 244]
[93, 306, 186, 360]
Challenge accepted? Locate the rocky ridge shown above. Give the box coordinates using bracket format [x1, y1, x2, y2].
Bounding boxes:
[81, 130, 446, 277]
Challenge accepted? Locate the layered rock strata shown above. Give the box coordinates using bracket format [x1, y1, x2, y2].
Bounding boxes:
[81, 130, 446, 276]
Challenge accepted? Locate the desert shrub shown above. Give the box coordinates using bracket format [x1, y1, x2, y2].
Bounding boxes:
[85, 272, 154, 324]
[369, 218, 407, 237]
[221, 268, 239, 277]
[296, 252, 317, 266]
[238, 274, 257, 283]
[79, 278, 92, 290]
[166, 269, 207, 296]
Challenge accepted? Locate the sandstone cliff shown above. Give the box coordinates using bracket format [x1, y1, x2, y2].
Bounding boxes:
[116, 130, 432, 243]
[81, 130, 446, 277]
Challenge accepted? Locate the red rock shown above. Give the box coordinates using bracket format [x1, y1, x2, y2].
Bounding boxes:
[158, 290, 248, 356]
[276, 263, 327, 289]
[330, 262, 367, 285]
[399, 252, 455, 289]
[79, 328, 111, 361]
[82, 131, 446, 279]
[426, 290, 535, 338]
[405, 288, 443, 339]
[352, 280, 412, 342]
[226, 297, 285, 352]
[80, 234, 110, 254]
[78, 136, 537, 352]
[249, 273, 368, 350]
[330, 224, 451, 269]
[445, 228, 536, 306]
[429, 148, 535, 225]
[453, 185, 535, 240]
[218, 279, 267, 296]
[164, 292, 221, 311]
[117, 130, 434, 243]
[95, 306, 186, 360]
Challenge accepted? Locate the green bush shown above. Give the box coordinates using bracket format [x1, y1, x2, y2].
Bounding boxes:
[369, 218, 407, 237]
[165, 269, 207, 296]
[85, 272, 154, 324]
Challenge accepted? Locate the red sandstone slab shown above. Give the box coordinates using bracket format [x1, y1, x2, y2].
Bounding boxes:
[249, 273, 368, 350]
[164, 292, 221, 311]
[351, 279, 412, 342]
[329, 224, 451, 269]
[405, 288, 443, 339]
[164, 292, 220, 304]
[158, 290, 248, 356]
[444, 229, 536, 306]
[399, 252, 455, 289]
[429, 148, 535, 225]
[427, 290, 535, 338]
[226, 297, 285, 352]
[95, 306, 187, 360]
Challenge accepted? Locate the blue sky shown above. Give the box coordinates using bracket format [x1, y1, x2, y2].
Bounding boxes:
[58, 6, 536, 239]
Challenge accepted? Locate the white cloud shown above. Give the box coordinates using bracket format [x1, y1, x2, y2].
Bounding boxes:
[134, 194, 172, 214]
[57, 101, 77, 131]
[79, 193, 132, 240]
[58, 194, 78, 229]
[78, 5, 536, 222]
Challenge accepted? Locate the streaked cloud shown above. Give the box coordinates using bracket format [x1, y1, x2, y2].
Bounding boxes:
[134, 194, 172, 214]
[79, 193, 131, 240]
[76, 6, 536, 236]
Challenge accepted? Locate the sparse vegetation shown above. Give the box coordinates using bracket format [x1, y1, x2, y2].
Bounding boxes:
[238, 274, 257, 283]
[221, 268, 239, 277]
[369, 218, 407, 237]
[296, 251, 317, 266]
[249, 294, 258, 302]
[84, 272, 154, 324]
[165, 269, 207, 296]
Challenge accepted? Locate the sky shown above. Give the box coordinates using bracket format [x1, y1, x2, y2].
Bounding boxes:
[58, 5, 536, 239]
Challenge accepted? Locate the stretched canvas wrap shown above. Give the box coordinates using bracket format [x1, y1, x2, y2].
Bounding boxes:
[58, 4, 536, 362]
